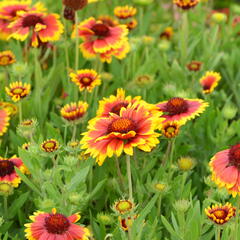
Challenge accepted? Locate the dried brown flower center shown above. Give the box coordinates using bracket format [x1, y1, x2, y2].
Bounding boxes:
[45, 213, 70, 234]
[0, 160, 15, 177]
[165, 97, 188, 115]
[80, 77, 93, 86]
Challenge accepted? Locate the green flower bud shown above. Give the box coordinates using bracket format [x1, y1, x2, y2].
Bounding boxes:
[173, 199, 190, 213]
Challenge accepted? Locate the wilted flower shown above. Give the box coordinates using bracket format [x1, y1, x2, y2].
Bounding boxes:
[186, 61, 202, 72]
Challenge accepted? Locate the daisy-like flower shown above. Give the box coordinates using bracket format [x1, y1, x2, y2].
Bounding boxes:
[161, 121, 182, 138]
[199, 71, 221, 94]
[97, 88, 141, 117]
[73, 17, 129, 62]
[186, 60, 202, 72]
[8, 11, 64, 47]
[205, 203, 236, 225]
[209, 143, 240, 197]
[178, 156, 196, 171]
[98, 15, 119, 27]
[22, 142, 31, 150]
[114, 6, 137, 20]
[156, 97, 208, 124]
[113, 199, 135, 215]
[173, 0, 199, 10]
[0, 102, 17, 116]
[118, 215, 137, 231]
[0, 155, 27, 187]
[0, 108, 10, 136]
[70, 69, 101, 92]
[0, 50, 16, 66]
[81, 103, 161, 166]
[41, 139, 59, 153]
[160, 27, 174, 40]
[5, 81, 31, 102]
[126, 18, 138, 30]
[25, 208, 90, 240]
[60, 101, 88, 122]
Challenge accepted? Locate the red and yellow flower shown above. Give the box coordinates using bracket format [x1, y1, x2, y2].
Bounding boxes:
[209, 143, 240, 197]
[0, 108, 10, 136]
[97, 88, 141, 117]
[60, 101, 88, 122]
[160, 27, 174, 40]
[205, 203, 236, 225]
[0, 102, 17, 116]
[186, 60, 202, 72]
[70, 69, 101, 92]
[173, 0, 199, 10]
[5, 81, 31, 102]
[156, 97, 208, 124]
[0, 50, 16, 66]
[113, 199, 135, 215]
[73, 17, 129, 62]
[25, 208, 90, 240]
[114, 6, 137, 19]
[118, 215, 138, 231]
[41, 139, 59, 153]
[199, 71, 221, 94]
[161, 121, 182, 138]
[81, 103, 161, 166]
[0, 155, 27, 187]
[8, 11, 64, 47]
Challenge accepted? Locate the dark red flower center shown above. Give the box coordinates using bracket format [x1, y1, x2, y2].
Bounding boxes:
[110, 102, 128, 115]
[45, 213, 70, 234]
[0, 160, 15, 177]
[165, 97, 189, 115]
[91, 23, 110, 37]
[229, 144, 240, 167]
[108, 118, 136, 134]
[212, 209, 228, 219]
[22, 14, 44, 28]
[80, 77, 93, 86]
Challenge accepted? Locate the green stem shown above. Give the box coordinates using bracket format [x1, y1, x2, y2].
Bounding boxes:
[71, 124, 77, 141]
[180, 172, 188, 197]
[157, 195, 162, 216]
[18, 102, 22, 123]
[74, 11, 79, 101]
[126, 155, 133, 201]
[180, 12, 188, 65]
[115, 156, 124, 191]
[235, 195, 240, 240]
[4, 196, 8, 219]
[215, 227, 221, 240]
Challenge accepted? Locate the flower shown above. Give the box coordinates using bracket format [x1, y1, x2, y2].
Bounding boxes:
[5, 81, 31, 102]
[0, 50, 16, 66]
[8, 11, 64, 47]
[0, 108, 10, 136]
[113, 199, 134, 215]
[186, 60, 202, 72]
[205, 203, 236, 225]
[81, 103, 161, 166]
[62, 0, 88, 11]
[25, 208, 90, 240]
[134, 74, 154, 88]
[0, 102, 17, 116]
[178, 156, 196, 171]
[60, 101, 88, 123]
[173, 0, 199, 10]
[161, 121, 182, 138]
[70, 69, 101, 92]
[17, 119, 38, 138]
[0, 182, 14, 196]
[22, 142, 31, 150]
[97, 88, 141, 117]
[211, 12, 227, 24]
[118, 215, 137, 231]
[114, 6, 137, 19]
[0, 155, 27, 187]
[160, 27, 174, 40]
[152, 182, 169, 194]
[209, 143, 240, 197]
[199, 71, 221, 94]
[97, 213, 114, 225]
[41, 139, 59, 153]
[98, 15, 119, 27]
[126, 18, 138, 30]
[156, 97, 208, 124]
[73, 17, 129, 62]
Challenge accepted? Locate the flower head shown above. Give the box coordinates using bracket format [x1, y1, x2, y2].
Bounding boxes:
[98, 15, 119, 27]
[8, 11, 64, 47]
[199, 71, 221, 94]
[22, 142, 31, 150]
[161, 121, 182, 138]
[17, 119, 38, 138]
[70, 69, 101, 92]
[0, 108, 10, 136]
[5, 81, 31, 102]
[25, 208, 90, 240]
[0, 182, 14, 196]
[81, 103, 161, 165]
[209, 143, 240, 197]
[118, 215, 138, 231]
[205, 203, 236, 225]
[156, 97, 208, 124]
[0, 102, 17, 116]
[41, 139, 59, 153]
[60, 101, 88, 123]
[173, 199, 190, 213]
[114, 6, 137, 19]
[173, 0, 199, 10]
[160, 27, 174, 40]
[97, 88, 141, 117]
[73, 17, 129, 62]
[113, 199, 135, 215]
[0, 50, 16, 66]
[0, 155, 27, 187]
[186, 60, 202, 72]
[178, 156, 196, 171]
[62, 0, 88, 11]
